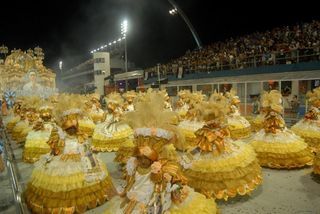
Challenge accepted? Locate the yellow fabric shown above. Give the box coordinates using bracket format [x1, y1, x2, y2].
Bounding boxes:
[229, 126, 251, 139]
[92, 127, 133, 141]
[169, 190, 218, 214]
[114, 141, 136, 163]
[25, 177, 116, 214]
[291, 128, 320, 151]
[23, 148, 51, 163]
[92, 138, 134, 152]
[250, 140, 313, 168]
[185, 160, 262, 200]
[190, 143, 257, 173]
[184, 142, 262, 200]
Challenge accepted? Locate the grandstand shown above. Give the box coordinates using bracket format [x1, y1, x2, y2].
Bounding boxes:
[123, 21, 320, 120]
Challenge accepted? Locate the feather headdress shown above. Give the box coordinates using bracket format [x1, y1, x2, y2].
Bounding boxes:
[307, 86, 320, 108]
[195, 97, 229, 124]
[122, 90, 137, 100]
[261, 90, 283, 113]
[105, 92, 124, 106]
[125, 91, 184, 153]
[53, 94, 84, 120]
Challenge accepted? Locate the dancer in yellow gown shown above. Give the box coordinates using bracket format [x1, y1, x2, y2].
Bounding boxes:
[122, 90, 137, 113]
[24, 94, 116, 214]
[105, 92, 218, 214]
[23, 100, 58, 163]
[78, 94, 100, 137]
[250, 90, 313, 169]
[181, 96, 262, 200]
[92, 92, 133, 152]
[11, 96, 40, 143]
[291, 87, 320, 152]
[177, 91, 205, 151]
[224, 89, 251, 139]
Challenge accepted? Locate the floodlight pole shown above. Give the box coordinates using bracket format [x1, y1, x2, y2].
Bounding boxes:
[168, 0, 202, 49]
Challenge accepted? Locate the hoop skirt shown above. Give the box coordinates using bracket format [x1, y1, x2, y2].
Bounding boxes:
[24, 136, 116, 213]
[92, 115, 133, 152]
[250, 128, 313, 168]
[227, 114, 251, 139]
[291, 119, 320, 152]
[78, 117, 96, 137]
[177, 120, 204, 151]
[23, 123, 56, 163]
[182, 128, 262, 200]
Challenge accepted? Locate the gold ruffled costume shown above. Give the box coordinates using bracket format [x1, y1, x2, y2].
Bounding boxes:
[92, 93, 133, 152]
[224, 90, 251, 139]
[24, 94, 116, 214]
[105, 92, 217, 213]
[291, 87, 320, 152]
[182, 98, 262, 200]
[250, 90, 313, 169]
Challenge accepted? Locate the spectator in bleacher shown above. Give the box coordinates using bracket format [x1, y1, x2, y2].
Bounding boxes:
[145, 20, 320, 77]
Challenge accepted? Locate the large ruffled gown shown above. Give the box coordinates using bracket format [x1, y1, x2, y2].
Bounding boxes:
[182, 123, 262, 200]
[92, 113, 133, 152]
[24, 134, 116, 213]
[250, 113, 313, 168]
[227, 109, 251, 139]
[291, 107, 320, 152]
[23, 122, 60, 163]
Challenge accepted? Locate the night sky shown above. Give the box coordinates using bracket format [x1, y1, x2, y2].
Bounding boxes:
[1, 0, 319, 71]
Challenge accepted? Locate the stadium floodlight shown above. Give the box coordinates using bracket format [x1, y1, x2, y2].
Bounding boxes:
[121, 20, 128, 35]
[113, 41, 116, 44]
[109, 42, 112, 45]
[168, 0, 202, 49]
[118, 38, 121, 42]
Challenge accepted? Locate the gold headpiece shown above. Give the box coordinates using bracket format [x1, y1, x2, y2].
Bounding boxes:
[122, 90, 137, 99]
[105, 92, 123, 105]
[307, 86, 320, 108]
[261, 90, 283, 113]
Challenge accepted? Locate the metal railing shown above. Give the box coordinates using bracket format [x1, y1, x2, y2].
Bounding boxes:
[0, 125, 26, 214]
[146, 47, 320, 77]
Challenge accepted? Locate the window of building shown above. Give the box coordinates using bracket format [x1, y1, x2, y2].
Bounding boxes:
[95, 58, 105, 63]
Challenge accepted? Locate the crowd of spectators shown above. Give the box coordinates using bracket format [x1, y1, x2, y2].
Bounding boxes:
[145, 20, 320, 78]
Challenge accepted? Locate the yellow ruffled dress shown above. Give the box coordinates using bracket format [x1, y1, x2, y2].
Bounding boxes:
[249, 113, 265, 132]
[23, 123, 55, 163]
[291, 108, 320, 152]
[11, 120, 31, 143]
[92, 114, 133, 152]
[177, 120, 205, 151]
[250, 113, 313, 169]
[182, 125, 262, 200]
[24, 135, 116, 213]
[104, 187, 217, 214]
[227, 113, 251, 139]
[4, 115, 20, 134]
[105, 127, 218, 214]
[78, 117, 96, 137]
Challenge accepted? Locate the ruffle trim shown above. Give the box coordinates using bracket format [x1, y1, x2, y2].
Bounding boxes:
[23, 148, 51, 163]
[251, 142, 314, 168]
[190, 143, 258, 173]
[229, 126, 251, 139]
[114, 144, 136, 164]
[91, 138, 133, 152]
[25, 177, 116, 214]
[169, 189, 218, 214]
[185, 160, 262, 200]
